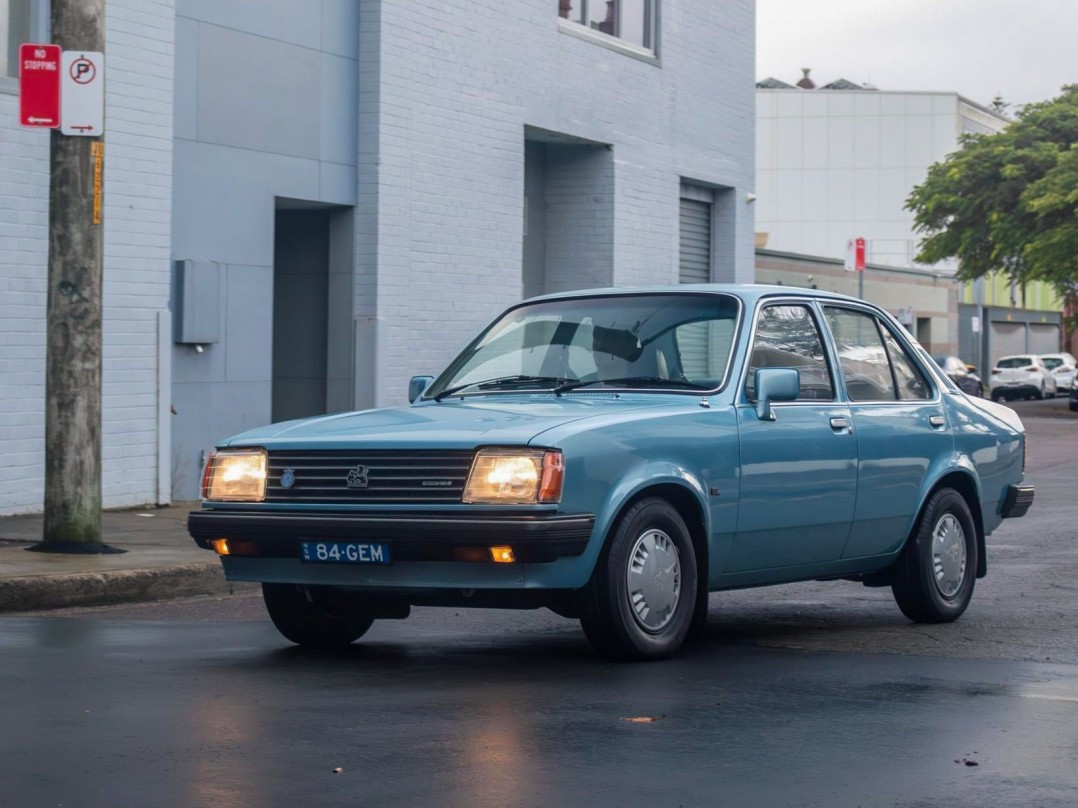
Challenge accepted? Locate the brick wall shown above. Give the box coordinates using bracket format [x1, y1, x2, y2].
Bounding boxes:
[0, 0, 174, 514]
[363, 0, 756, 404]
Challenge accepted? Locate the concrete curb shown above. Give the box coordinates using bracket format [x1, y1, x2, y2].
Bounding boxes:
[0, 562, 256, 613]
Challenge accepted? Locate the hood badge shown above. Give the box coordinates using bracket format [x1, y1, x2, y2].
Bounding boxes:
[280, 468, 296, 489]
[346, 465, 370, 489]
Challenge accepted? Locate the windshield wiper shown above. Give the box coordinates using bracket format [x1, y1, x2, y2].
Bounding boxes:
[432, 375, 572, 401]
[554, 376, 709, 394]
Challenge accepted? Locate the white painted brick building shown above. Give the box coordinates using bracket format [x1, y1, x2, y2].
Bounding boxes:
[0, 0, 755, 510]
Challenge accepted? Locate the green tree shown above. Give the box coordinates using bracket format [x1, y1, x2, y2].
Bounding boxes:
[906, 85, 1078, 294]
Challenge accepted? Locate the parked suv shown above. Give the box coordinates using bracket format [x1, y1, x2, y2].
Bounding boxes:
[1040, 352, 1077, 393]
[989, 354, 1057, 401]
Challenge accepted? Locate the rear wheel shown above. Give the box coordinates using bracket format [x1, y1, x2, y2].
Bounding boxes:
[262, 583, 375, 648]
[578, 498, 697, 661]
[891, 488, 978, 623]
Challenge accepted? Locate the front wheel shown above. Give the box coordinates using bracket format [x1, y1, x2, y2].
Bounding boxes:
[578, 498, 698, 661]
[891, 488, 978, 623]
[262, 583, 375, 648]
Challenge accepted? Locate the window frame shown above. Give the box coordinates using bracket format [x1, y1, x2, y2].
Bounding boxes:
[820, 303, 939, 405]
[557, 0, 661, 62]
[740, 299, 838, 405]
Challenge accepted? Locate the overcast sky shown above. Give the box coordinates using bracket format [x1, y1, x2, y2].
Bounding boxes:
[756, 0, 1078, 108]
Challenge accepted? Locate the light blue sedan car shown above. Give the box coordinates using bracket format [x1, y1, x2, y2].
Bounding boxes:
[189, 286, 1034, 660]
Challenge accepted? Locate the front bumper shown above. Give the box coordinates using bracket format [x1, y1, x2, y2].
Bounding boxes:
[1001, 485, 1035, 519]
[188, 509, 595, 564]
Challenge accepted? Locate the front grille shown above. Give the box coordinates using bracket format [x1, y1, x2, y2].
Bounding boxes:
[265, 450, 474, 504]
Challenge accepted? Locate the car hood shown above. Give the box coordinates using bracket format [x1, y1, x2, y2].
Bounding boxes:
[222, 396, 671, 450]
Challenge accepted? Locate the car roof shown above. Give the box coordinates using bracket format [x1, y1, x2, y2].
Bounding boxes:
[523, 283, 869, 307]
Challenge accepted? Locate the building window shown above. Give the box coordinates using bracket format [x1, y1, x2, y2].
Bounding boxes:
[558, 0, 656, 52]
[2, 0, 33, 78]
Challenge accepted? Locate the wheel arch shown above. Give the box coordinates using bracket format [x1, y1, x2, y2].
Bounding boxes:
[605, 482, 709, 604]
[920, 469, 987, 578]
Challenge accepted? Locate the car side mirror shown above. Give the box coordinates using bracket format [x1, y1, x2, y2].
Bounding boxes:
[755, 368, 800, 421]
[408, 375, 434, 404]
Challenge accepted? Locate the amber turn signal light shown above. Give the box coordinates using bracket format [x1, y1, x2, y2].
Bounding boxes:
[490, 546, 516, 564]
[210, 539, 231, 555]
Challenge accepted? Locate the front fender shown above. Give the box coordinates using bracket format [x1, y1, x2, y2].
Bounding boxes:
[574, 461, 712, 581]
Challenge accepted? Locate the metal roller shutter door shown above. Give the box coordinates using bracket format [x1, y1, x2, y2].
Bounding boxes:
[679, 199, 711, 284]
[1029, 324, 1060, 355]
[991, 322, 1026, 364]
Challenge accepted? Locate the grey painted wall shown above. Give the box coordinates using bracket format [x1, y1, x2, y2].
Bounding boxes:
[170, 0, 359, 498]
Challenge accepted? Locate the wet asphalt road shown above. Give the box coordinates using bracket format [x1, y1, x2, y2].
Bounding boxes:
[1, 397, 1076, 807]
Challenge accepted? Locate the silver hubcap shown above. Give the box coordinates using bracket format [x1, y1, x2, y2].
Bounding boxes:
[931, 513, 967, 599]
[626, 528, 681, 633]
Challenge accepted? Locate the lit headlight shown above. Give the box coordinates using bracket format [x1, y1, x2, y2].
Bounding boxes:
[201, 449, 268, 502]
[463, 449, 564, 504]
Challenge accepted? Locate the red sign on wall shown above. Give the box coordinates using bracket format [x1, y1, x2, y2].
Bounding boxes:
[19, 43, 62, 128]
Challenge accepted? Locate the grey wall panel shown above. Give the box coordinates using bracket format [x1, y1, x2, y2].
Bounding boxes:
[321, 0, 359, 60]
[170, 380, 273, 494]
[197, 24, 321, 159]
[172, 139, 320, 266]
[177, 0, 322, 50]
[173, 16, 198, 141]
[320, 52, 359, 165]
[224, 264, 274, 383]
[320, 160, 358, 205]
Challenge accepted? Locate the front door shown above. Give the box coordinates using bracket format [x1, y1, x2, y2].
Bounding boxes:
[727, 303, 857, 572]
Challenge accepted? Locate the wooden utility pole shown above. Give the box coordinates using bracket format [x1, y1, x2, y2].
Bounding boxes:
[37, 0, 107, 551]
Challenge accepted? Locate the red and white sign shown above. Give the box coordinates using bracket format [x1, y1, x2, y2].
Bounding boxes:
[61, 51, 105, 136]
[844, 237, 866, 272]
[18, 43, 61, 128]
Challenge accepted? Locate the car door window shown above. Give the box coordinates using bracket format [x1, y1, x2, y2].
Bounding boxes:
[823, 307, 933, 402]
[879, 326, 931, 400]
[822, 307, 897, 401]
[746, 304, 834, 401]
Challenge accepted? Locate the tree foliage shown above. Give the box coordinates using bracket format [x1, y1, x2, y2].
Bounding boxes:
[906, 85, 1078, 294]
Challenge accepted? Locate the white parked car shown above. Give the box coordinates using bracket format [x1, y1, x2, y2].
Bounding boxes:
[1040, 352, 1077, 392]
[989, 354, 1057, 401]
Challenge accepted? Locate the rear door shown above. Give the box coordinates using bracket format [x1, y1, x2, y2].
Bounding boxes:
[821, 305, 952, 560]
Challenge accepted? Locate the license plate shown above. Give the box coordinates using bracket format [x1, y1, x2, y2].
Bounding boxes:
[300, 541, 391, 565]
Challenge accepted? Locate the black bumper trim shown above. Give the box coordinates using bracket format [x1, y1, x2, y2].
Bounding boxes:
[1001, 484, 1034, 519]
[188, 510, 595, 564]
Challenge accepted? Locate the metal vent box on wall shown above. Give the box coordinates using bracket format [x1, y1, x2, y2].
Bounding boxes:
[173, 260, 220, 344]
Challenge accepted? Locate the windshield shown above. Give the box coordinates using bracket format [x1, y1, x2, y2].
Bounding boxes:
[1042, 357, 1063, 370]
[427, 293, 741, 398]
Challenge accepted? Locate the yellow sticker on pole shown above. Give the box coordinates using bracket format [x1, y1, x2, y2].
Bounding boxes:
[91, 141, 103, 225]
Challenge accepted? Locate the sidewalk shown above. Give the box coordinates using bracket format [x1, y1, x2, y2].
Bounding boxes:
[0, 502, 248, 612]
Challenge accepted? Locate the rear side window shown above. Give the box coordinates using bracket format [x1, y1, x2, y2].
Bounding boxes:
[997, 357, 1035, 369]
[746, 304, 834, 401]
[823, 307, 930, 402]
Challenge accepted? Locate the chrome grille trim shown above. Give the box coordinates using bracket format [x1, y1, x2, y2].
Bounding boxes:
[265, 450, 474, 504]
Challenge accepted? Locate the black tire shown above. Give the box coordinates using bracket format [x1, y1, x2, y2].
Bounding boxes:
[1070, 401, 1078, 412]
[262, 583, 375, 648]
[578, 498, 697, 661]
[891, 488, 978, 623]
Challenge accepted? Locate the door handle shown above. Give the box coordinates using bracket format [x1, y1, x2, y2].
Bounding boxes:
[929, 415, 946, 428]
[830, 417, 851, 431]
